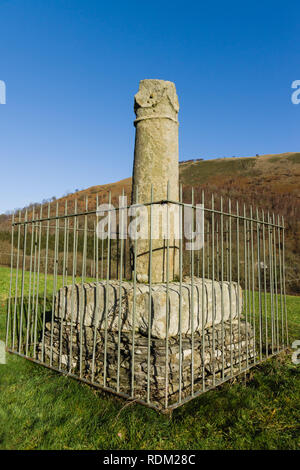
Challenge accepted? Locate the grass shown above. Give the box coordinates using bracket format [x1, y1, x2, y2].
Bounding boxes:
[0, 266, 299, 450]
[287, 153, 300, 164]
[179, 157, 259, 185]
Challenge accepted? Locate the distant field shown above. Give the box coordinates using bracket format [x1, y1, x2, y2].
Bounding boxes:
[0, 265, 299, 450]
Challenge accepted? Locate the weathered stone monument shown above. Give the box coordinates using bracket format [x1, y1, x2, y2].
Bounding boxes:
[132, 79, 180, 283]
[37, 79, 254, 409]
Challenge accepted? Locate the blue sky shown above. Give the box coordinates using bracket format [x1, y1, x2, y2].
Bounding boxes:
[0, 0, 299, 213]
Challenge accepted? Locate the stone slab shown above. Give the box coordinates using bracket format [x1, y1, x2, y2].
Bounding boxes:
[54, 277, 243, 339]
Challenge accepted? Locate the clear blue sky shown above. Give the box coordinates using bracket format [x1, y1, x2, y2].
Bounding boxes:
[0, 0, 299, 213]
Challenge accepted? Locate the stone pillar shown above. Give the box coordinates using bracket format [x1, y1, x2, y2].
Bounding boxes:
[131, 79, 179, 283]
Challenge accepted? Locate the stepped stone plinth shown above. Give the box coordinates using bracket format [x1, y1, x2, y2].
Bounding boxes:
[37, 278, 254, 408]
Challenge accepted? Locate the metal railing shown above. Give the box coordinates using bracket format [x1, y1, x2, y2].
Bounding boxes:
[4, 186, 288, 412]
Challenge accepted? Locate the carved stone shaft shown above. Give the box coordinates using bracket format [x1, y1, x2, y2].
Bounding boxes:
[132, 79, 179, 283]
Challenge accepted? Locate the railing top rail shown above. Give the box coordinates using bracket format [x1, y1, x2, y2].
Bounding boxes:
[11, 198, 285, 229]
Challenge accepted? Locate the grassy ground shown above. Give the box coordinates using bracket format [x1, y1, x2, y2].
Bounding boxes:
[0, 266, 299, 450]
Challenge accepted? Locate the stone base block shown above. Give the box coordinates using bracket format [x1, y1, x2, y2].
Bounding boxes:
[55, 277, 243, 339]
